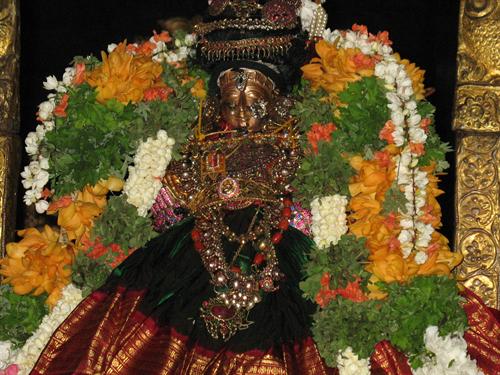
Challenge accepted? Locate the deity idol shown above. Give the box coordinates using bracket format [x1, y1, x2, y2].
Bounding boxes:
[29, 1, 499, 374]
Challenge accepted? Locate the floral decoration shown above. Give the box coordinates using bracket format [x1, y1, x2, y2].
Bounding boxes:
[0, 22, 483, 375]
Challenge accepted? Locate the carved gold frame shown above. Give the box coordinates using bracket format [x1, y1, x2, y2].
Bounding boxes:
[0, 0, 20, 259]
[0, 0, 499, 307]
[454, 0, 500, 309]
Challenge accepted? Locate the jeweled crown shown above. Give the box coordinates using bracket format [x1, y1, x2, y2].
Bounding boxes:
[196, 0, 303, 63]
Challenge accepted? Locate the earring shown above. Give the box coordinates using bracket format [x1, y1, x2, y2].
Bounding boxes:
[269, 96, 294, 123]
[249, 99, 268, 119]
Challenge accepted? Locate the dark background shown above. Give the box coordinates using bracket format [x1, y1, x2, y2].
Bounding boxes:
[19, 0, 459, 242]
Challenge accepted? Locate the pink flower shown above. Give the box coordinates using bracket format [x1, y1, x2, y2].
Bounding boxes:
[0, 364, 20, 375]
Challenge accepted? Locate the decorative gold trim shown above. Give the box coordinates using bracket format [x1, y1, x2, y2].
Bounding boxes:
[200, 35, 293, 62]
[454, 0, 500, 308]
[0, 0, 20, 259]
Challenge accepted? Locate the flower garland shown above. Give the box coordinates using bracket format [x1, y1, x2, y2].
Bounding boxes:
[0, 21, 485, 374]
[413, 327, 484, 375]
[2, 30, 201, 310]
[310, 195, 348, 249]
[123, 130, 176, 217]
[337, 347, 371, 375]
[296, 24, 477, 372]
[0, 284, 83, 375]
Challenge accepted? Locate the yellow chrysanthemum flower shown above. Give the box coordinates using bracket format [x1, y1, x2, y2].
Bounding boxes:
[86, 42, 165, 104]
[0, 225, 73, 308]
[48, 177, 123, 243]
[301, 39, 375, 98]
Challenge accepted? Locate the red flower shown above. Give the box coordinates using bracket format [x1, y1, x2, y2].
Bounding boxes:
[73, 63, 86, 85]
[137, 41, 156, 56]
[334, 278, 369, 303]
[352, 52, 377, 70]
[53, 94, 69, 118]
[374, 150, 391, 168]
[420, 117, 432, 133]
[153, 30, 172, 43]
[409, 142, 425, 156]
[379, 120, 395, 144]
[143, 86, 173, 102]
[315, 288, 336, 308]
[320, 272, 331, 287]
[307, 122, 337, 154]
[383, 212, 398, 230]
[352, 24, 368, 35]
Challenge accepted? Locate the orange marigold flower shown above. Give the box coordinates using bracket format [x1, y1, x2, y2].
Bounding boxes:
[306, 122, 337, 154]
[86, 42, 165, 104]
[54, 94, 69, 118]
[379, 120, 395, 144]
[302, 40, 370, 97]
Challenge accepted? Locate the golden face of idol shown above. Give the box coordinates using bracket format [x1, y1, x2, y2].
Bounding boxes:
[218, 69, 275, 132]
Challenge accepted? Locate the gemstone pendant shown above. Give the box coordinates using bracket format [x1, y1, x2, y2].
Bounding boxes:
[200, 297, 253, 341]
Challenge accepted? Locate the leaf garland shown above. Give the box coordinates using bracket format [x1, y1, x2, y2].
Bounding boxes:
[310, 276, 468, 368]
[91, 195, 158, 250]
[300, 235, 369, 301]
[71, 252, 112, 298]
[293, 141, 354, 206]
[43, 64, 200, 197]
[291, 82, 334, 133]
[333, 77, 389, 155]
[0, 285, 48, 348]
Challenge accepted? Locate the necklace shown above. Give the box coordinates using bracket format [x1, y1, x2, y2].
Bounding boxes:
[194, 197, 293, 340]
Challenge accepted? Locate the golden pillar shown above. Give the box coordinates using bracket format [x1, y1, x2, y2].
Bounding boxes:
[454, 0, 500, 308]
[0, 0, 20, 258]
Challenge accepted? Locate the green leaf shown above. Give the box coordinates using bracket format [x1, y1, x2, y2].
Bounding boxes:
[333, 77, 389, 154]
[0, 285, 48, 348]
[91, 195, 158, 250]
[71, 252, 112, 297]
[382, 182, 408, 215]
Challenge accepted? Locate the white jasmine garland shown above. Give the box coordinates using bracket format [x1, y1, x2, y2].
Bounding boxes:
[336, 347, 371, 375]
[8, 284, 83, 375]
[42, 76, 58, 91]
[37, 100, 55, 121]
[413, 327, 484, 375]
[373, 53, 435, 260]
[298, 0, 320, 33]
[149, 32, 196, 63]
[62, 67, 75, 86]
[310, 195, 348, 249]
[0, 341, 16, 370]
[124, 130, 175, 217]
